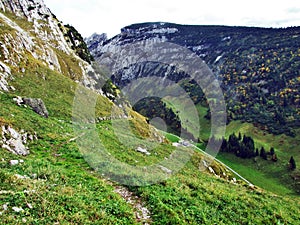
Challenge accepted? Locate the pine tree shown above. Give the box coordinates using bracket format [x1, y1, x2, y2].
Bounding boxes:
[221, 138, 227, 152]
[255, 148, 259, 157]
[238, 132, 242, 140]
[228, 133, 239, 154]
[260, 147, 267, 160]
[270, 147, 275, 156]
[289, 156, 296, 170]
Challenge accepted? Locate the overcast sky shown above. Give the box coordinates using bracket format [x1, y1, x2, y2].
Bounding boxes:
[44, 0, 300, 38]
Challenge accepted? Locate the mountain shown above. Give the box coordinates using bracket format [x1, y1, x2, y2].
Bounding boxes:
[87, 22, 300, 198]
[88, 22, 300, 137]
[0, 1, 300, 224]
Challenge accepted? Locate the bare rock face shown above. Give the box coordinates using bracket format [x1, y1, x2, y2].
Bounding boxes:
[0, 0, 51, 21]
[0, 0, 68, 72]
[0, 0, 106, 96]
[14, 97, 49, 118]
[1, 126, 31, 156]
[0, 0, 111, 104]
[0, 61, 13, 92]
[0, 0, 89, 74]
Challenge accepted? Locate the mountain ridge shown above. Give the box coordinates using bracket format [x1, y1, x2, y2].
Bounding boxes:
[88, 22, 300, 136]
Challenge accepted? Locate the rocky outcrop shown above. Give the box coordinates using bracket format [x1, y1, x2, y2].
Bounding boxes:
[0, 0, 51, 21]
[0, 0, 96, 80]
[0, 61, 13, 92]
[0, 0, 110, 101]
[0, 126, 37, 156]
[22, 98, 49, 118]
[13, 96, 49, 118]
[0, 0, 74, 55]
[0, 0, 69, 71]
[84, 33, 108, 55]
[0, 1, 106, 112]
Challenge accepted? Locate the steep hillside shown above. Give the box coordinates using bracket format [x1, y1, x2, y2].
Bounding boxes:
[1, 2, 300, 224]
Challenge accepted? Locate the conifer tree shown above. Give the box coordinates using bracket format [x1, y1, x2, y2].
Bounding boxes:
[260, 147, 267, 160]
[289, 156, 296, 170]
[255, 148, 259, 157]
[238, 132, 242, 140]
[270, 147, 275, 156]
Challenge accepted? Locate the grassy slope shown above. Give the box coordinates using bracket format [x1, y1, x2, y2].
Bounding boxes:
[0, 12, 139, 223]
[225, 121, 300, 164]
[132, 154, 300, 224]
[0, 72, 137, 224]
[164, 96, 300, 195]
[0, 64, 298, 224]
[164, 97, 211, 141]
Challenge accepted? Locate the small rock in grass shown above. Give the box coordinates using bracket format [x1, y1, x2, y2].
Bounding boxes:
[136, 147, 151, 155]
[208, 167, 215, 174]
[10, 160, 19, 166]
[158, 165, 172, 174]
[12, 207, 24, 213]
[14, 174, 29, 180]
[3, 203, 8, 211]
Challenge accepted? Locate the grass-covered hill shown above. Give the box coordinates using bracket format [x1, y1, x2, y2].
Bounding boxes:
[0, 1, 300, 224]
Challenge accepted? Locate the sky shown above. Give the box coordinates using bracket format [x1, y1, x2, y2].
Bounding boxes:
[44, 0, 300, 38]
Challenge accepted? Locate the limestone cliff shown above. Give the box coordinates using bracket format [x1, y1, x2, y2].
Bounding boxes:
[0, 0, 96, 93]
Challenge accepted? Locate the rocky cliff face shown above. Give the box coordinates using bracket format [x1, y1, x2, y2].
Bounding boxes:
[0, 0, 116, 155]
[87, 22, 300, 136]
[0, 0, 71, 65]
[0, 0, 92, 58]
[0, 0, 51, 20]
[0, 0, 97, 93]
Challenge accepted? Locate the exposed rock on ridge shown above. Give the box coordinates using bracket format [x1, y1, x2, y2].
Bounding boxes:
[0, 0, 102, 96]
[0, 0, 51, 20]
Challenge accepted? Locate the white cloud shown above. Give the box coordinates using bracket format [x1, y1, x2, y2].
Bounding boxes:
[44, 0, 300, 38]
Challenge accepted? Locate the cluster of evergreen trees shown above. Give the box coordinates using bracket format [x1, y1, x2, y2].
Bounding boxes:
[213, 133, 299, 172]
[62, 24, 94, 63]
[133, 97, 182, 136]
[218, 133, 278, 161]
